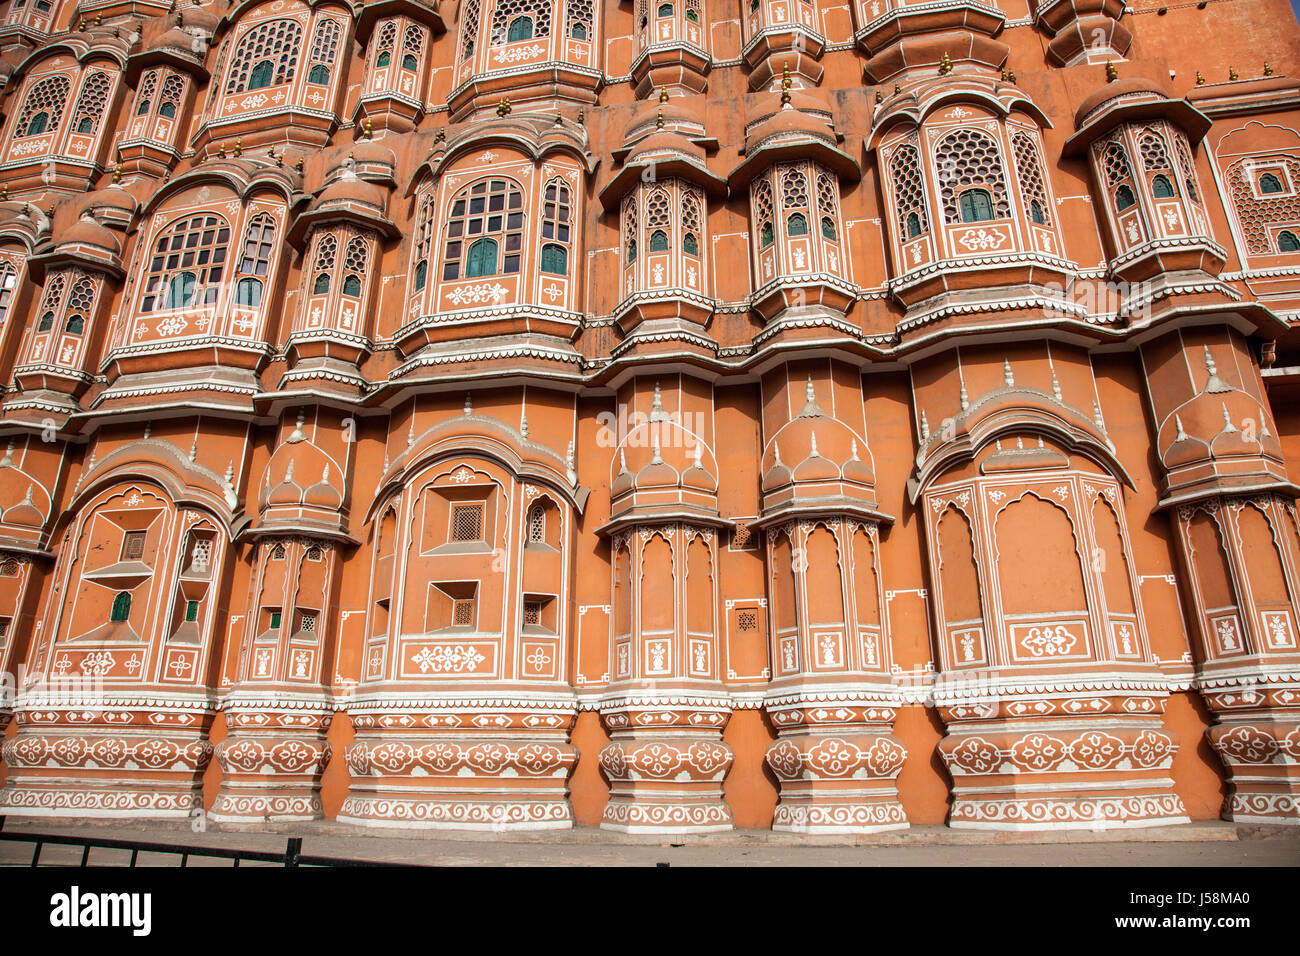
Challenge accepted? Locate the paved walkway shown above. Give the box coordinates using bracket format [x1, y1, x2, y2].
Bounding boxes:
[1, 818, 1296, 866]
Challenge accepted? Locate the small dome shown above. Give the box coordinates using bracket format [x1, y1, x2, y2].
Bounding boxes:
[3, 486, 43, 529]
[350, 138, 397, 168]
[303, 465, 343, 509]
[1075, 77, 1173, 128]
[635, 455, 680, 490]
[60, 215, 121, 256]
[314, 174, 388, 213]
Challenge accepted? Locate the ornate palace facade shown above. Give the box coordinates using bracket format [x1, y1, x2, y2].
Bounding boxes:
[0, 0, 1296, 833]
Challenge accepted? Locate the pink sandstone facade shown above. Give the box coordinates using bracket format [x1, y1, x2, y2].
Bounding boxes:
[0, 0, 1296, 834]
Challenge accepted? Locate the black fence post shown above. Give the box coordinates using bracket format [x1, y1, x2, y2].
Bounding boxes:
[284, 837, 302, 868]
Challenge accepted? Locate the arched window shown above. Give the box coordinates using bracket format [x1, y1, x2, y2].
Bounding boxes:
[226, 19, 304, 94]
[236, 277, 262, 307]
[248, 60, 275, 89]
[110, 591, 131, 622]
[754, 178, 774, 249]
[890, 144, 930, 240]
[508, 15, 534, 40]
[627, 238, 637, 262]
[527, 503, 545, 543]
[683, 232, 699, 255]
[1012, 129, 1052, 227]
[1115, 184, 1136, 212]
[568, 0, 594, 40]
[159, 75, 184, 119]
[821, 216, 836, 239]
[958, 188, 995, 223]
[461, 0, 481, 59]
[71, 71, 111, 135]
[167, 272, 197, 309]
[936, 128, 1009, 224]
[540, 179, 572, 273]
[465, 237, 499, 277]
[37, 310, 53, 331]
[787, 212, 808, 236]
[343, 236, 368, 295]
[442, 178, 524, 281]
[541, 243, 567, 274]
[0, 264, 16, 328]
[62, 277, 93, 334]
[403, 53, 418, 69]
[1152, 174, 1175, 198]
[1260, 173, 1284, 194]
[140, 213, 230, 314]
[649, 229, 669, 252]
[376, 51, 392, 67]
[411, 190, 434, 293]
[135, 71, 157, 116]
[658, 2, 673, 13]
[313, 272, 330, 294]
[307, 16, 342, 86]
[491, 0, 551, 44]
[15, 74, 70, 138]
[1280, 230, 1300, 252]
[237, 213, 276, 307]
[308, 64, 330, 84]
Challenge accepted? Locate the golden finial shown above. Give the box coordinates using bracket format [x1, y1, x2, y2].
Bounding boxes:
[1, 184, 8, 201]
[656, 108, 664, 129]
[434, 128, 445, 143]
[555, 112, 562, 125]
[1229, 66, 1238, 81]
[233, 138, 242, 158]
[1001, 69, 1008, 81]
[659, 86, 669, 104]
[939, 52, 952, 75]
[46, 202, 55, 219]
[496, 98, 511, 117]
[1196, 70, 1205, 85]
[780, 65, 792, 104]
[1007, 70, 1016, 83]
[112, 165, 121, 184]
[177, 10, 183, 26]
[275, 151, 283, 167]
[1264, 62, 1274, 76]
[893, 83, 901, 95]
[364, 117, 373, 139]
[79, 17, 86, 29]
[875, 89, 883, 104]
[295, 157, 304, 173]
[1106, 61, 1119, 82]
[113, 26, 120, 37]
[95, 13, 102, 24]
[577, 110, 585, 123]
[216, 142, 225, 159]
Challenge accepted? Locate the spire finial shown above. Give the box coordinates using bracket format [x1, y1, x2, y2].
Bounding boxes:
[693, 441, 703, 468]
[809, 430, 820, 458]
[0, 440, 12, 468]
[1003, 359, 1014, 387]
[656, 109, 664, 129]
[464, 393, 472, 416]
[496, 98, 512, 117]
[920, 409, 931, 441]
[1229, 65, 1239, 81]
[1221, 403, 1237, 432]
[520, 410, 529, 439]
[618, 447, 628, 474]
[1051, 368, 1062, 401]
[143, 421, 151, 440]
[233, 138, 242, 158]
[565, 440, 577, 485]
[806, 375, 815, 404]
[1264, 62, 1274, 76]
[659, 86, 669, 104]
[189, 437, 197, 462]
[1196, 70, 1205, 86]
[651, 435, 663, 464]
[1106, 61, 1119, 82]
[939, 51, 953, 75]
[1174, 414, 1188, 442]
[780, 65, 792, 104]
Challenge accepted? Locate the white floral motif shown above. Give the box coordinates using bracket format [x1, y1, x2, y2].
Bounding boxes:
[957, 228, 1006, 251]
[492, 44, 543, 64]
[409, 645, 485, 673]
[447, 283, 509, 306]
[1020, 625, 1078, 657]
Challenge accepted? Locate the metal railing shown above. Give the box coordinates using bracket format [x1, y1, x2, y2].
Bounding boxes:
[0, 816, 418, 867]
